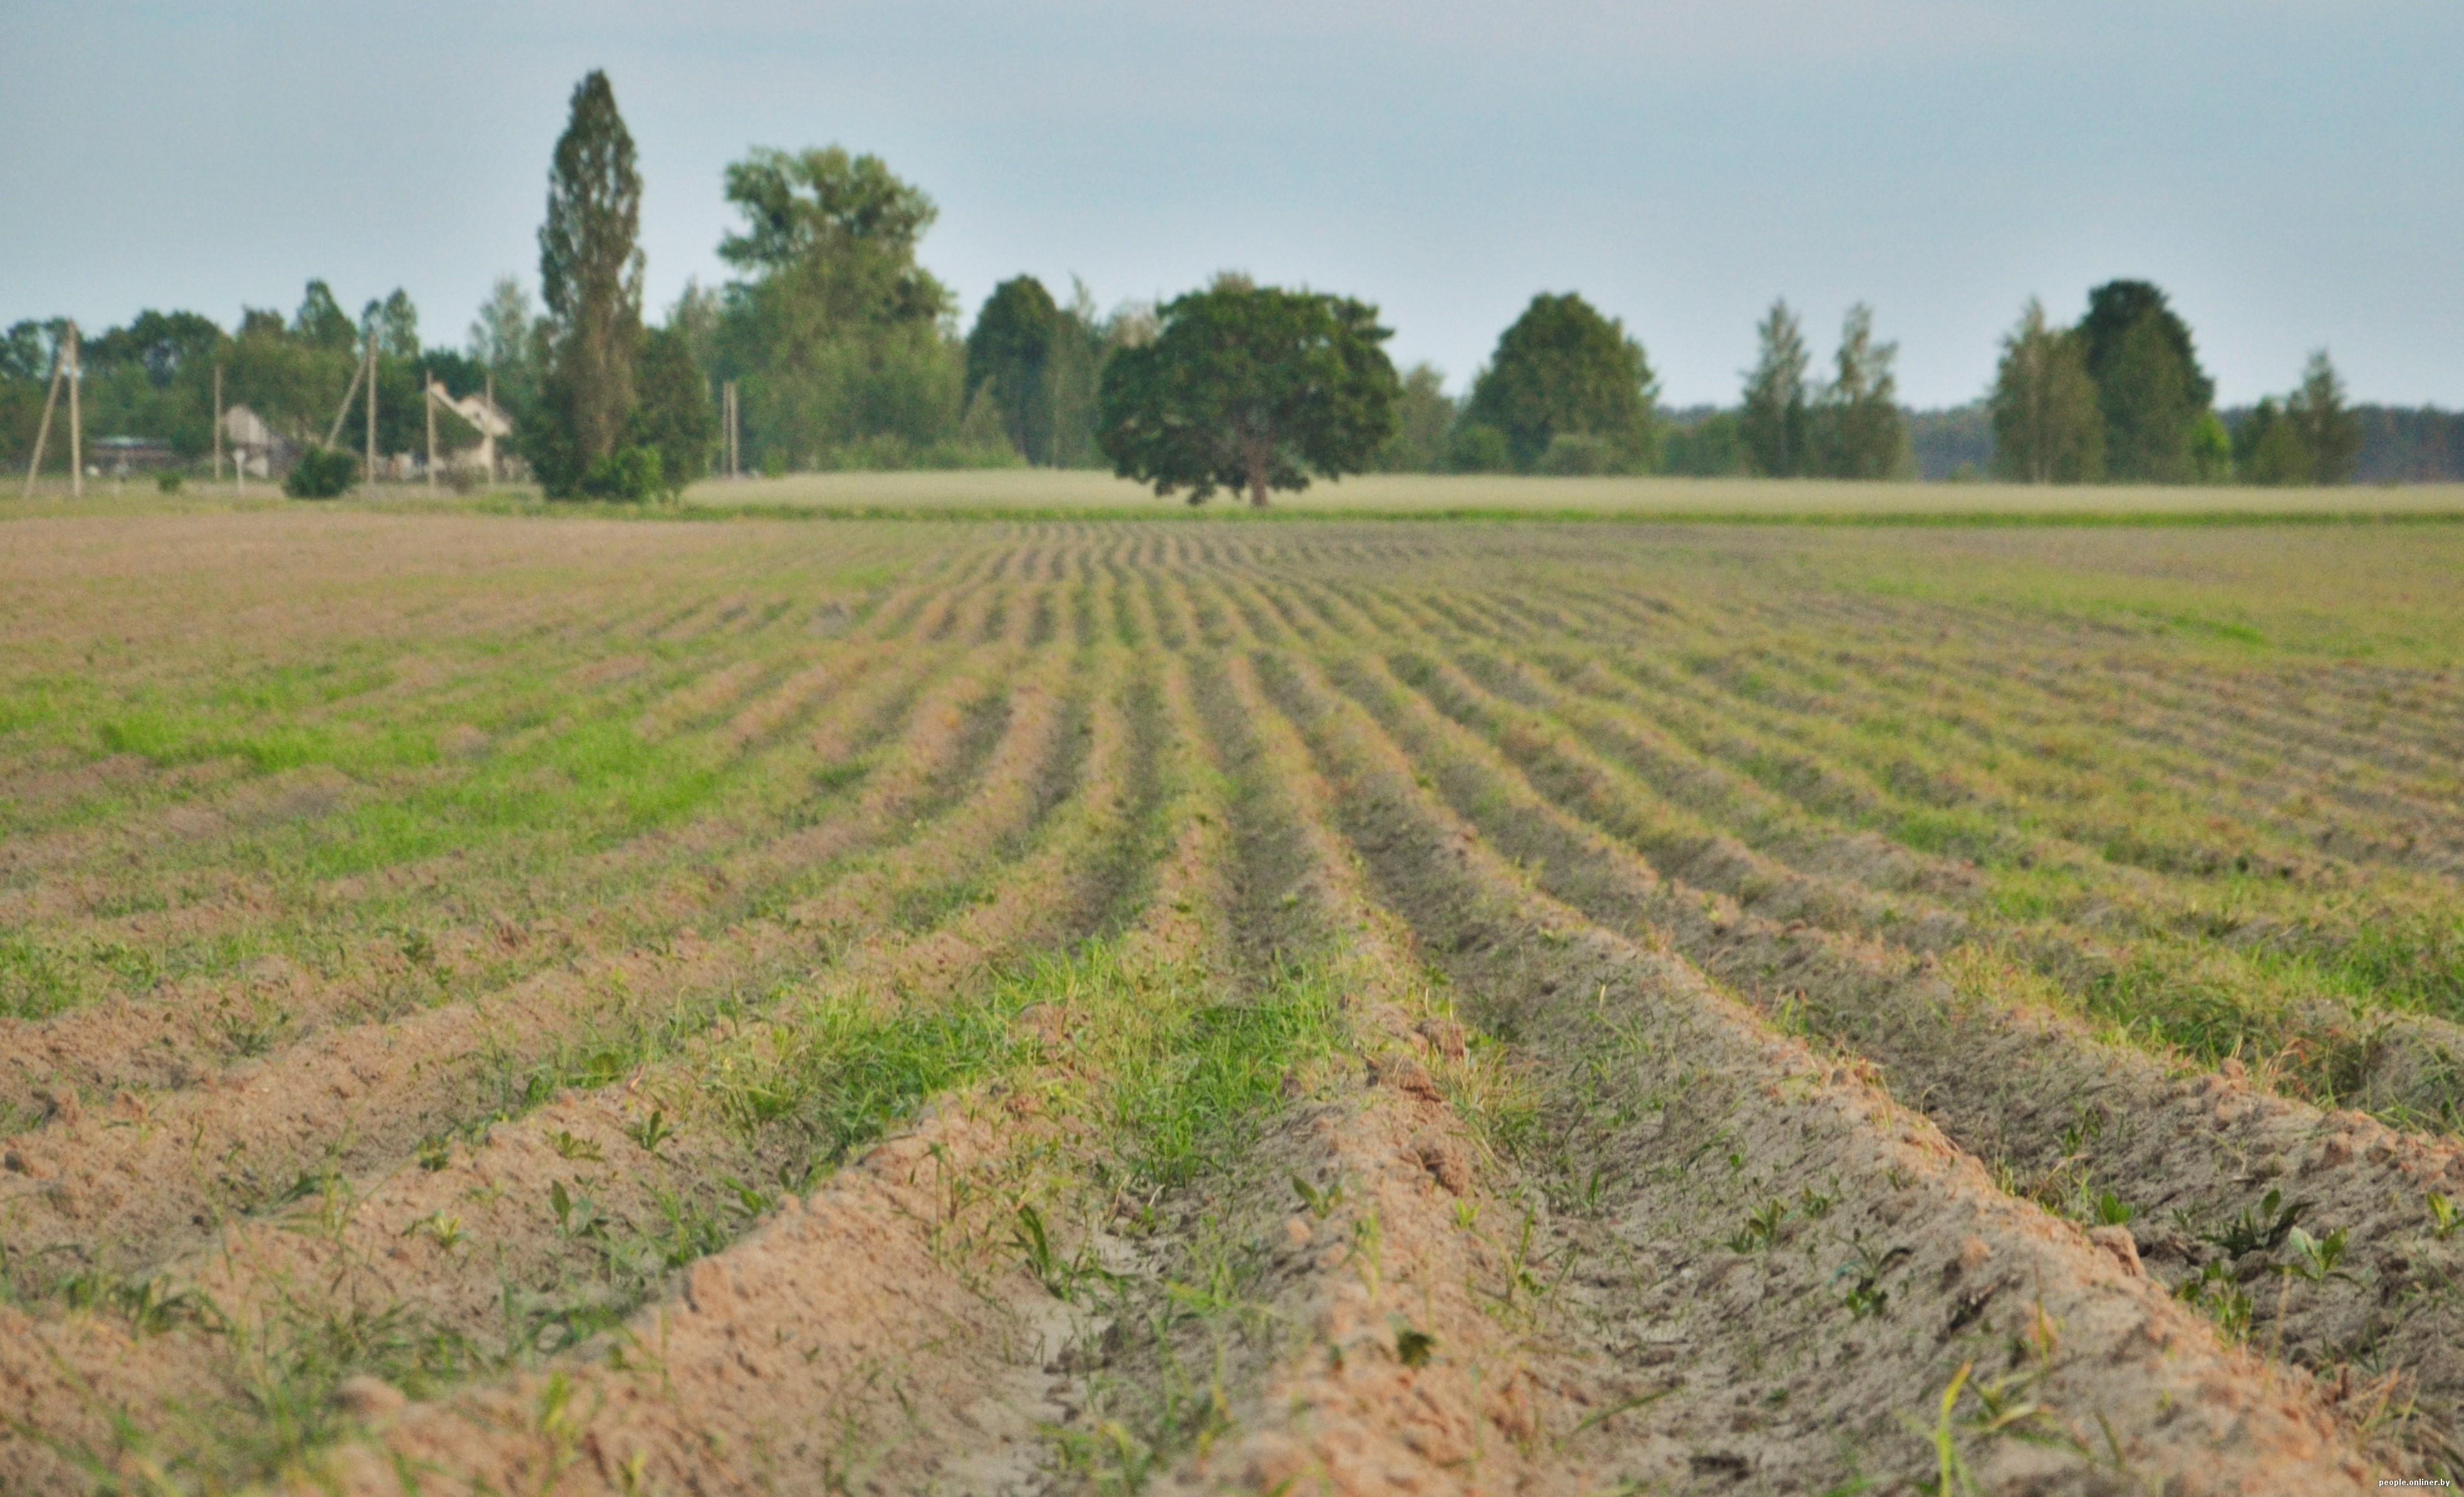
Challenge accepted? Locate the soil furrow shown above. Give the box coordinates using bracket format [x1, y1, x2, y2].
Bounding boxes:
[1715, 622, 2464, 877]
[274, 637, 1195, 1494]
[0, 636, 951, 1129]
[0, 640, 1128, 1493]
[1258, 640, 2396, 1493]
[1151, 645, 1624, 1493]
[1323, 623, 2464, 1452]
[1495, 609, 2464, 1038]
[1564, 588, 2453, 884]
[1354, 588, 2464, 1126]
[0, 642, 1053, 1288]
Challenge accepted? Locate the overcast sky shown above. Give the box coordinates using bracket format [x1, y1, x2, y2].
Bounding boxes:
[4, 1, 2458, 407]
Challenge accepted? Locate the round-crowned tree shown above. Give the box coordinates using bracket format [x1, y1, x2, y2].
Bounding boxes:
[1097, 282, 1398, 507]
[2076, 280, 2214, 484]
[1464, 293, 1658, 472]
[630, 325, 715, 499]
[965, 276, 1060, 464]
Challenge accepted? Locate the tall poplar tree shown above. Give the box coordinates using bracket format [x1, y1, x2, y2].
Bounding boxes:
[1811, 305, 1909, 479]
[2287, 350, 2363, 485]
[533, 70, 645, 496]
[1989, 299, 2103, 484]
[2235, 398, 2310, 485]
[1739, 300, 1810, 477]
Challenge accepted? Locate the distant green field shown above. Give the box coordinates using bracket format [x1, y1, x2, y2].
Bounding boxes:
[672, 467, 2464, 520]
[9, 468, 2463, 526]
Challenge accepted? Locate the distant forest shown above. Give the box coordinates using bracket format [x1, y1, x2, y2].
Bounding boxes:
[1879, 404, 2464, 483]
[12, 293, 2458, 486]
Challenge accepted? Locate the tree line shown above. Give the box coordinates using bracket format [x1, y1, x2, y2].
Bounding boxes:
[0, 70, 2433, 498]
[0, 288, 492, 479]
[1982, 284, 2362, 486]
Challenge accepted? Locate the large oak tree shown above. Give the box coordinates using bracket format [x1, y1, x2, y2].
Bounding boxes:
[1097, 281, 1398, 507]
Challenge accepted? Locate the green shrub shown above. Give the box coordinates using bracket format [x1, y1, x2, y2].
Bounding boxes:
[156, 471, 185, 495]
[1660, 410, 1749, 476]
[1447, 423, 1512, 473]
[284, 447, 359, 500]
[580, 445, 663, 503]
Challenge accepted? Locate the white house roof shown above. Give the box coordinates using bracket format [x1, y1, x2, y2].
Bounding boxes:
[429, 382, 512, 439]
[221, 405, 274, 446]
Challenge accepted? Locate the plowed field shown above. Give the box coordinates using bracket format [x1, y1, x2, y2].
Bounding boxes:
[3, 509, 2461, 1493]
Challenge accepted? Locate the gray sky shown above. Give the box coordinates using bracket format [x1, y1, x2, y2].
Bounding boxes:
[4, 1, 2458, 407]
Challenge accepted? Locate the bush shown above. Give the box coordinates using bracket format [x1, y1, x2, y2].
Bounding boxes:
[580, 445, 663, 503]
[1447, 423, 1512, 473]
[284, 447, 359, 499]
[1661, 410, 1748, 476]
[156, 471, 185, 494]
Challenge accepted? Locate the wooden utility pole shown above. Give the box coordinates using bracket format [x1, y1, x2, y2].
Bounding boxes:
[19, 328, 66, 500]
[424, 368, 437, 491]
[724, 380, 740, 478]
[484, 372, 497, 481]
[364, 336, 378, 486]
[323, 352, 366, 450]
[66, 321, 82, 499]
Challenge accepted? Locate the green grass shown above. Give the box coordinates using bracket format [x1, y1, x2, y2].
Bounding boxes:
[15, 469, 2464, 531]
[1105, 962, 1343, 1187]
[664, 469, 2464, 521]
